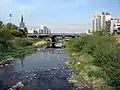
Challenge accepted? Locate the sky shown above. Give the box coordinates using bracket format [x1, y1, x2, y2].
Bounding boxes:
[0, 0, 120, 33]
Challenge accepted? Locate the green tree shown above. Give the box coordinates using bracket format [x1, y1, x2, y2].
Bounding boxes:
[2, 23, 23, 37]
[0, 21, 4, 29]
[0, 29, 13, 60]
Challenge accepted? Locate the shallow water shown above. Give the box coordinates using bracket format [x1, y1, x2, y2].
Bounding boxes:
[0, 48, 76, 90]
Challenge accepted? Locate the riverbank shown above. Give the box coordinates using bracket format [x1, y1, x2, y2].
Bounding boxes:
[65, 32, 119, 90]
[0, 38, 47, 67]
[65, 52, 105, 90]
[33, 40, 47, 47]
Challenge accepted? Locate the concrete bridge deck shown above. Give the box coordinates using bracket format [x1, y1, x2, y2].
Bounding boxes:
[27, 33, 84, 37]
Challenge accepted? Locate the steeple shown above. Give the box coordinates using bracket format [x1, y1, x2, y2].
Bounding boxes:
[20, 14, 25, 29]
[21, 14, 24, 23]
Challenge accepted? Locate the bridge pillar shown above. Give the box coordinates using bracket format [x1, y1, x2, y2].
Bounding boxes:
[72, 36, 75, 38]
[51, 36, 56, 48]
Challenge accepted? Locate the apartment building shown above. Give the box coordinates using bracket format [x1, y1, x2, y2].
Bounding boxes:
[91, 12, 111, 32]
[106, 18, 120, 34]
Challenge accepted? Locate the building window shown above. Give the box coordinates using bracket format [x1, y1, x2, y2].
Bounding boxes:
[41, 30, 43, 34]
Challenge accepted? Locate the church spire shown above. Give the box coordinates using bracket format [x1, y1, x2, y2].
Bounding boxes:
[20, 14, 25, 29]
[21, 14, 24, 23]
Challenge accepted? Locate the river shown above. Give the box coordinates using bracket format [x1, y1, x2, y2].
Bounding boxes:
[0, 48, 77, 90]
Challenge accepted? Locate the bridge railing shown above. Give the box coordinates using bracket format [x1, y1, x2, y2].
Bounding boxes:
[27, 33, 84, 37]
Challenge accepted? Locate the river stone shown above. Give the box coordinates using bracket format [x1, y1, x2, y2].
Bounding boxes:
[25, 76, 29, 78]
[5, 64, 9, 66]
[33, 77, 37, 79]
[33, 74, 37, 77]
[0, 61, 3, 65]
[0, 65, 4, 68]
[72, 53, 75, 56]
[8, 88, 14, 90]
[12, 81, 24, 89]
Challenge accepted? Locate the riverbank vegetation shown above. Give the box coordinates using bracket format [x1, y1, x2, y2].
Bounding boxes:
[0, 21, 46, 61]
[66, 30, 120, 90]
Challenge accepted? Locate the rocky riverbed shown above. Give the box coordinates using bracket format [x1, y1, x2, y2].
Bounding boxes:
[0, 48, 92, 90]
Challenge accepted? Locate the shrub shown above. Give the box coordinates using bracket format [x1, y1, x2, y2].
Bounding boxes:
[67, 35, 116, 55]
[87, 70, 105, 78]
[93, 43, 120, 89]
[66, 31, 120, 89]
[14, 38, 34, 47]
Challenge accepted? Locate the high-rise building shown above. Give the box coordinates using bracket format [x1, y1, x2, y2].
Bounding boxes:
[20, 14, 25, 29]
[91, 12, 111, 32]
[91, 18, 95, 32]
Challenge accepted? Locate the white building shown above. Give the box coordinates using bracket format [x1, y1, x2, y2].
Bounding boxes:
[27, 28, 34, 33]
[91, 12, 112, 32]
[106, 18, 120, 34]
[27, 24, 51, 34]
[40, 24, 51, 34]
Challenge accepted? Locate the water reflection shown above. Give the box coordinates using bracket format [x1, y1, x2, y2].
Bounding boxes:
[20, 56, 24, 68]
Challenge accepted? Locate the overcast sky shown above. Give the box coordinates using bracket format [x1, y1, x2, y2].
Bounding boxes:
[0, 0, 120, 33]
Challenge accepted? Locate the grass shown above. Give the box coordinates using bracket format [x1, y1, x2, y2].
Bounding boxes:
[66, 52, 107, 90]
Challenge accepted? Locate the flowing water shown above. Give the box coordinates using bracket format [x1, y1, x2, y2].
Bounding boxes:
[0, 48, 76, 90]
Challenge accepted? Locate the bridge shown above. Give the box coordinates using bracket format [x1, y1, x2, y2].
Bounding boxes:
[27, 33, 85, 47]
[27, 33, 83, 38]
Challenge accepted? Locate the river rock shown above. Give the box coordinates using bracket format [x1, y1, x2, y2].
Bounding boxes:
[33, 74, 37, 77]
[0, 65, 4, 68]
[33, 77, 37, 79]
[8, 88, 14, 90]
[61, 71, 64, 73]
[5, 64, 9, 66]
[72, 53, 75, 56]
[12, 81, 24, 89]
[54, 68, 59, 70]
[25, 76, 29, 78]
[0, 61, 3, 65]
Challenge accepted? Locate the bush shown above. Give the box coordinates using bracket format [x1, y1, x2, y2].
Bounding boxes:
[66, 31, 120, 89]
[87, 70, 104, 78]
[14, 38, 34, 47]
[93, 43, 120, 89]
[67, 35, 116, 55]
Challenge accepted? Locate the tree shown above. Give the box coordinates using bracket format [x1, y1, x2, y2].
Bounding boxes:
[3, 23, 18, 30]
[0, 29, 13, 60]
[0, 21, 4, 29]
